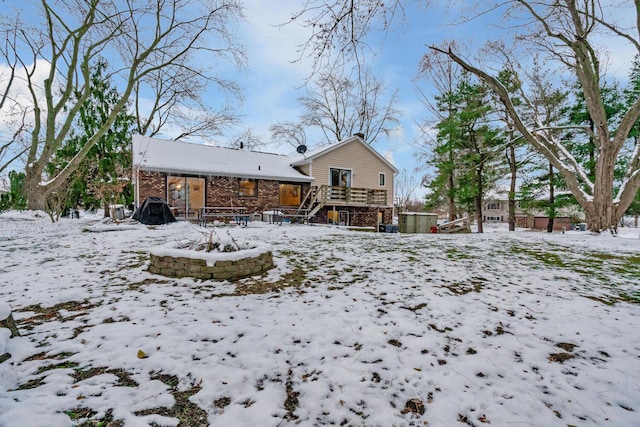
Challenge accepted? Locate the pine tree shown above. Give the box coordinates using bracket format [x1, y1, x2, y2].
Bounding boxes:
[429, 74, 504, 232]
[46, 60, 135, 218]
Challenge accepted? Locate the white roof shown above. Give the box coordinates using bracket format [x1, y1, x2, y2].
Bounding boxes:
[132, 135, 314, 182]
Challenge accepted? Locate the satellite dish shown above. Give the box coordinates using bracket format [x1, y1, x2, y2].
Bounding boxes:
[296, 144, 307, 154]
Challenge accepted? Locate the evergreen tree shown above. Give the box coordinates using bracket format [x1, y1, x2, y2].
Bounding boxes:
[519, 158, 577, 231]
[514, 61, 571, 232]
[564, 81, 626, 181]
[626, 193, 640, 227]
[46, 60, 135, 218]
[622, 56, 640, 225]
[0, 171, 27, 212]
[624, 56, 640, 145]
[426, 85, 463, 220]
[429, 74, 504, 232]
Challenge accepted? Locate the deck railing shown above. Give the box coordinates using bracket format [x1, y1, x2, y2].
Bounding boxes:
[311, 185, 387, 206]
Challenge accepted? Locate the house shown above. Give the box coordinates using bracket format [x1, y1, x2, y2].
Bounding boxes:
[132, 133, 396, 227]
[484, 196, 583, 231]
[515, 215, 575, 231]
[288, 133, 397, 226]
[483, 199, 511, 222]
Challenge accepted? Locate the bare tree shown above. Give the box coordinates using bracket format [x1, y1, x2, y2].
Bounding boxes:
[291, 0, 640, 233]
[0, 0, 244, 210]
[134, 63, 242, 143]
[0, 16, 30, 174]
[227, 127, 267, 151]
[288, 0, 405, 75]
[394, 168, 420, 214]
[270, 122, 307, 149]
[428, 2, 640, 232]
[299, 69, 400, 144]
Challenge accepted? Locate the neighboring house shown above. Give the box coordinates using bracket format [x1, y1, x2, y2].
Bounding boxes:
[515, 215, 575, 231]
[483, 199, 511, 223]
[132, 133, 396, 227]
[483, 195, 583, 231]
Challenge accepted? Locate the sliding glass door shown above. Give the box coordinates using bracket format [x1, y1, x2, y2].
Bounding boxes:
[329, 168, 351, 201]
[167, 176, 205, 219]
[330, 168, 351, 187]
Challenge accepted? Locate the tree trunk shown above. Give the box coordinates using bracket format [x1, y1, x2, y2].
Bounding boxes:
[547, 216, 554, 232]
[24, 172, 47, 211]
[475, 194, 483, 233]
[24, 160, 72, 214]
[507, 140, 517, 231]
[547, 163, 554, 233]
[476, 159, 484, 234]
[585, 199, 619, 233]
[447, 171, 456, 221]
[1, 312, 20, 338]
[587, 149, 618, 232]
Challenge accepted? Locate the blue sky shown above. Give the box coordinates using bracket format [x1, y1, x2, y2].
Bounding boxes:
[188, 0, 637, 202]
[184, 0, 556, 199]
[156, 0, 468, 200]
[2, 1, 636, 198]
[2, 0, 445, 197]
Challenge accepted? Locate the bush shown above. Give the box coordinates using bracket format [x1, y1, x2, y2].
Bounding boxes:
[0, 171, 27, 213]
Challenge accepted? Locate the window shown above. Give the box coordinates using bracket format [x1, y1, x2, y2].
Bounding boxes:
[238, 178, 257, 197]
[379, 173, 386, 186]
[330, 168, 351, 187]
[486, 202, 501, 210]
[279, 183, 301, 206]
[486, 216, 501, 222]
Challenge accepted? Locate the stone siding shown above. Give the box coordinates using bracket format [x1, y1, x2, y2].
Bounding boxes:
[315, 206, 392, 227]
[206, 177, 284, 214]
[137, 171, 310, 214]
[149, 251, 274, 281]
[138, 171, 165, 201]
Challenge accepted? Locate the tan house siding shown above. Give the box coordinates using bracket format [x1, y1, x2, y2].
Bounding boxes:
[297, 164, 311, 176]
[310, 141, 395, 206]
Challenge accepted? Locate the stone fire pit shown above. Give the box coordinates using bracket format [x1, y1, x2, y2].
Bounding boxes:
[148, 233, 274, 281]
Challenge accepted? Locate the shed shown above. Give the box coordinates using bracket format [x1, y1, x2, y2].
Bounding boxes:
[398, 212, 439, 234]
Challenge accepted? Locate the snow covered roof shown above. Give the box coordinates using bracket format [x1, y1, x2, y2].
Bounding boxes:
[290, 134, 398, 172]
[132, 135, 314, 182]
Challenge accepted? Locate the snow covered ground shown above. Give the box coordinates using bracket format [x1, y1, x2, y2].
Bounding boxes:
[0, 211, 639, 427]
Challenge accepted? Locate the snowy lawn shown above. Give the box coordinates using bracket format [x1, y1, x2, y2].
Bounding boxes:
[0, 212, 639, 427]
